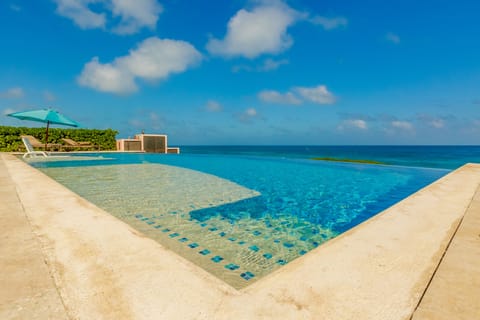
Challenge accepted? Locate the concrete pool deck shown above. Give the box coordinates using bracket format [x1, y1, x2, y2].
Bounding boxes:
[0, 153, 479, 319]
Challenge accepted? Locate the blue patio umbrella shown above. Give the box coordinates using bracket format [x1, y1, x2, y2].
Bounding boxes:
[7, 108, 80, 150]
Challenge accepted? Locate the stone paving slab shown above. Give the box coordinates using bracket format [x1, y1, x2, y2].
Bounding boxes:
[411, 185, 480, 319]
[0, 155, 68, 320]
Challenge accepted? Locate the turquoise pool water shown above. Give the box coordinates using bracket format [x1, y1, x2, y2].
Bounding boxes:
[31, 153, 448, 288]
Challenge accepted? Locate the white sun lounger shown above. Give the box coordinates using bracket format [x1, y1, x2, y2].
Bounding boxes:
[21, 136, 48, 158]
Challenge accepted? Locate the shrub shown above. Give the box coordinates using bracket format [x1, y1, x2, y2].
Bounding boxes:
[0, 126, 118, 152]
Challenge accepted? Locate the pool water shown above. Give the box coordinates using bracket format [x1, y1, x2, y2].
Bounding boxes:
[32, 153, 448, 289]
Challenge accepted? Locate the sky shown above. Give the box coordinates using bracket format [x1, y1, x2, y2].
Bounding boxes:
[1, 0, 480, 145]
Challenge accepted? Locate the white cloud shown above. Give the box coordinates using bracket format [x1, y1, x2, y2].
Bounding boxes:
[259, 58, 289, 71]
[245, 108, 257, 116]
[294, 85, 335, 104]
[310, 16, 347, 30]
[0, 87, 24, 99]
[386, 32, 401, 44]
[237, 107, 260, 123]
[78, 57, 137, 93]
[110, 0, 163, 35]
[429, 119, 445, 128]
[258, 90, 301, 105]
[78, 37, 202, 94]
[119, 37, 202, 79]
[53, 0, 162, 34]
[259, 85, 335, 106]
[232, 58, 288, 73]
[351, 119, 368, 129]
[206, 0, 301, 58]
[391, 120, 413, 131]
[205, 100, 223, 112]
[338, 119, 368, 131]
[43, 90, 57, 102]
[53, 0, 106, 29]
[344, 119, 368, 130]
[417, 114, 448, 129]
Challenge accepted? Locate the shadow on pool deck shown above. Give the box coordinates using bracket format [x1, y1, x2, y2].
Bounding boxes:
[0, 152, 479, 320]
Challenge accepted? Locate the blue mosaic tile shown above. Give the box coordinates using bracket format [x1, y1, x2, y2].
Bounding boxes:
[312, 241, 319, 247]
[219, 232, 226, 237]
[283, 243, 294, 248]
[249, 245, 260, 252]
[311, 228, 319, 234]
[141, 217, 149, 221]
[299, 236, 308, 241]
[146, 221, 155, 225]
[169, 211, 177, 214]
[162, 228, 170, 233]
[228, 237, 236, 242]
[238, 241, 246, 245]
[225, 263, 240, 271]
[277, 259, 287, 265]
[211, 256, 224, 263]
[253, 230, 262, 236]
[209, 227, 218, 232]
[169, 233, 179, 238]
[240, 271, 255, 280]
[263, 253, 273, 259]
[200, 223, 207, 227]
[299, 250, 307, 255]
[178, 237, 189, 242]
[273, 239, 280, 243]
[199, 249, 211, 255]
[188, 243, 199, 248]
[154, 225, 163, 229]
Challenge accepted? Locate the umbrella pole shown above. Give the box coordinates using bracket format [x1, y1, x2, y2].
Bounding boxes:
[45, 121, 50, 151]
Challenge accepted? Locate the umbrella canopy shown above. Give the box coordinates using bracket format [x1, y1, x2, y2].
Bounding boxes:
[7, 108, 80, 150]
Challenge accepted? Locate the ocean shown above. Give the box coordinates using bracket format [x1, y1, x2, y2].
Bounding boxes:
[180, 145, 480, 170]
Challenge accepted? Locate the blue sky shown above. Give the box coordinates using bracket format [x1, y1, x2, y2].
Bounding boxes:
[1, 0, 479, 145]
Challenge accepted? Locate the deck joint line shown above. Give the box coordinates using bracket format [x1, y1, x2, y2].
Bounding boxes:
[408, 182, 480, 319]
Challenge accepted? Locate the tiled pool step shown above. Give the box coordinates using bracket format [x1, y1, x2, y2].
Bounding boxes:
[133, 211, 335, 282]
[192, 213, 329, 252]
[134, 214, 261, 282]
[136, 213, 307, 260]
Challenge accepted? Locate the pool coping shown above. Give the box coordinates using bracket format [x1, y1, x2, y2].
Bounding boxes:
[1, 153, 479, 319]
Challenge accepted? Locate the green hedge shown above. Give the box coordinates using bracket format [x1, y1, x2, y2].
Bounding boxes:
[0, 126, 118, 152]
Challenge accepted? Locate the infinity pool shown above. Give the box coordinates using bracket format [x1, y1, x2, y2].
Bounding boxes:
[30, 153, 448, 288]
